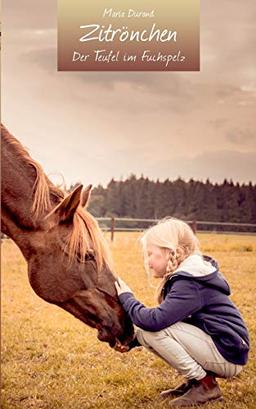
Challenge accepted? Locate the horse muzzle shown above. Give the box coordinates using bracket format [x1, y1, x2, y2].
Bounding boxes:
[97, 327, 132, 352]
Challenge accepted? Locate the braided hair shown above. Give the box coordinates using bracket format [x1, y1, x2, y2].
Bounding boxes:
[140, 217, 201, 303]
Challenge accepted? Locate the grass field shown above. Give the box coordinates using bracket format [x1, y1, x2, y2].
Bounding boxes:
[1, 233, 256, 409]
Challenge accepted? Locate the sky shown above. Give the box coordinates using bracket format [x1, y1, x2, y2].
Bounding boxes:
[2, 0, 256, 188]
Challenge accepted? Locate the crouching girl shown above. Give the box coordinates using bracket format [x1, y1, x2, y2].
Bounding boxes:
[115, 218, 249, 407]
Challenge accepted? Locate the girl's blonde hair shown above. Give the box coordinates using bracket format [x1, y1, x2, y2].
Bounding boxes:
[140, 217, 201, 303]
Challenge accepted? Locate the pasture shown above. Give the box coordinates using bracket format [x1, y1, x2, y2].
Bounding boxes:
[1, 233, 256, 409]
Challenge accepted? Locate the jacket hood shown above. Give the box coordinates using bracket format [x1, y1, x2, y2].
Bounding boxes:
[170, 254, 231, 295]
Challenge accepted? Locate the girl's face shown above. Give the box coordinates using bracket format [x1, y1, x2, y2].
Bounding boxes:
[146, 244, 169, 278]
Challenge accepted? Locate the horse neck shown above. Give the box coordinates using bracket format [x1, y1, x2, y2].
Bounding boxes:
[1, 125, 62, 257]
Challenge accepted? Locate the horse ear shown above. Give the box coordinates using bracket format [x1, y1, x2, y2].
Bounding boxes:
[54, 184, 83, 223]
[81, 184, 92, 208]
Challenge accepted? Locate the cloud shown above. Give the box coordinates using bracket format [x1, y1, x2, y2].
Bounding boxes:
[208, 118, 228, 129]
[21, 47, 56, 72]
[5, 0, 56, 29]
[226, 129, 255, 145]
[144, 150, 256, 183]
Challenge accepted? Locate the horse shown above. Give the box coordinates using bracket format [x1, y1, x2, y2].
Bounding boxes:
[1, 124, 134, 349]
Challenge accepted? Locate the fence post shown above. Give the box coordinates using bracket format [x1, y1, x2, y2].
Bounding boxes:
[111, 217, 115, 242]
[191, 220, 197, 234]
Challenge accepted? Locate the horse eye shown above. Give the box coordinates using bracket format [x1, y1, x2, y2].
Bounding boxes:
[84, 249, 96, 261]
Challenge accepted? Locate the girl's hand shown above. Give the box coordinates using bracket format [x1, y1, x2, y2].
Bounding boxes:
[115, 277, 133, 296]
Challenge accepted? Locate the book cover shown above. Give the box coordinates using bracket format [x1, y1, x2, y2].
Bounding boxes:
[2, 2, 255, 409]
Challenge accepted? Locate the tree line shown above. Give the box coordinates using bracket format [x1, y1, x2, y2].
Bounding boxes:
[69, 175, 256, 225]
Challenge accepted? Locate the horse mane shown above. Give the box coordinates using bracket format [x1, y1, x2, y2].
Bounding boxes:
[1, 124, 111, 271]
[68, 207, 113, 271]
[1, 124, 64, 218]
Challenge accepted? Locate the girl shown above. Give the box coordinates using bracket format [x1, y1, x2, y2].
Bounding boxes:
[115, 218, 249, 407]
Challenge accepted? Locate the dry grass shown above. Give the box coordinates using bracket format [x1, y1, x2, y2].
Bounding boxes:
[1, 233, 256, 409]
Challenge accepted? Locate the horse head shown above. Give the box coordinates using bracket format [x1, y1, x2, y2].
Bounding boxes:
[31, 184, 134, 348]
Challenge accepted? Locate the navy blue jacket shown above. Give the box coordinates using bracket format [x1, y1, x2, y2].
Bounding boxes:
[119, 255, 249, 365]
